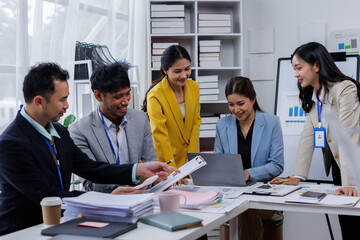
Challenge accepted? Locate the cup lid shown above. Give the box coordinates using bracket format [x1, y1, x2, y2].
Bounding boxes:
[40, 196, 62, 206]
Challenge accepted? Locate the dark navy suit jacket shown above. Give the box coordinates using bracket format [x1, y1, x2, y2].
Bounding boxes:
[0, 113, 134, 234]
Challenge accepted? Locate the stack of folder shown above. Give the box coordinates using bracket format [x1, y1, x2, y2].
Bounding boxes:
[199, 115, 220, 138]
[198, 40, 221, 68]
[152, 42, 179, 68]
[151, 4, 185, 34]
[198, 13, 232, 33]
[62, 192, 155, 223]
[197, 75, 219, 102]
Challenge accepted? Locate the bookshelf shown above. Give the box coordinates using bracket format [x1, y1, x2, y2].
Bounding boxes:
[146, 0, 243, 151]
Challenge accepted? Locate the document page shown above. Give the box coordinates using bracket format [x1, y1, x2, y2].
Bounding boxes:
[245, 184, 301, 197]
[148, 156, 207, 194]
[173, 185, 250, 199]
[285, 192, 360, 206]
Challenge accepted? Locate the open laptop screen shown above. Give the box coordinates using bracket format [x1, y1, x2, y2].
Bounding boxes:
[188, 153, 255, 187]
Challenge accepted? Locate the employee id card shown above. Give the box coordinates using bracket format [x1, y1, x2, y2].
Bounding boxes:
[314, 127, 326, 148]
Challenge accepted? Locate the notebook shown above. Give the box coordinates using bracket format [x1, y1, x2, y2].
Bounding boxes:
[48, 234, 108, 240]
[41, 218, 137, 238]
[301, 191, 327, 200]
[187, 153, 256, 187]
[139, 211, 203, 231]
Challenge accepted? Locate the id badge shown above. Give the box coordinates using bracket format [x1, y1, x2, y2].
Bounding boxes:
[314, 127, 326, 148]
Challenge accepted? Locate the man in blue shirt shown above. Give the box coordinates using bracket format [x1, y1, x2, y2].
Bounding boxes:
[0, 62, 177, 235]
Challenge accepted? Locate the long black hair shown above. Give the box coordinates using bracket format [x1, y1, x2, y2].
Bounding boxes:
[160, 45, 191, 77]
[292, 42, 360, 112]
[142, 45, 191, 113]
[225, 76, 262, 112]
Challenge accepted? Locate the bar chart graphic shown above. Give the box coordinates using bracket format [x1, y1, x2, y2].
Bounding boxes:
[288, 105, 306, 117]
[279, 93, 306, 135]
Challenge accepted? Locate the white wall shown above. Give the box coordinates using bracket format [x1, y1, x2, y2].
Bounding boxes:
[243, 1, 360, 239]
[243, 0, 360, 114]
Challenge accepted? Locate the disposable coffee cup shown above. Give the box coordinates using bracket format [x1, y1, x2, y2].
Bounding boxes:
[40, 197, 62, 228]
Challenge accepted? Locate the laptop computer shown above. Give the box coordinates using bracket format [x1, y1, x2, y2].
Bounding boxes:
[187, 153, 256, 187]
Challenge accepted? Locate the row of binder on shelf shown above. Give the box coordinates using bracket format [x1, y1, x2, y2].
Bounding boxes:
[150, 4, 185, 34]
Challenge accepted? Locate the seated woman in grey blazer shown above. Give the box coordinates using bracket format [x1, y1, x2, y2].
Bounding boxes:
[214, 76, 284, 240]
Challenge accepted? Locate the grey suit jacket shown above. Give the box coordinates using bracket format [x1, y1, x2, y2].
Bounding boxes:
[69, 108, 156, 193]
[293, 80, 360, 186]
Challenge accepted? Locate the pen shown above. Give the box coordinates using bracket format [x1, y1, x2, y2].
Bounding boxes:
[166, 159, 174, 165]
[267, 182, 276, 190]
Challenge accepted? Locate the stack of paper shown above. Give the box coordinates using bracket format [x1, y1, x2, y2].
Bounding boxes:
[198, 40, 221, 68]
[198, 13, 232, 34]
[151, 42, 179, 68]
[198, 74, 219, 102]
[62, 192, 155, 223]
[155, 189, 222, 210]
[200, 114, 220, 138]
[173, 185, 249, 199]
[151, 4, 185, 34]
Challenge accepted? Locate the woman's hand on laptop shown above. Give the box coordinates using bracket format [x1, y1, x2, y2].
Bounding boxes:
[244, 170, 250, 181]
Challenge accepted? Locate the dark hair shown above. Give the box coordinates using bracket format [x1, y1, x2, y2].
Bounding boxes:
[225, 76, 262, 112]
[23, 62, 69, 103]
[142, 45, 191, 113]
[292, 42, 360, 112]
[160, 45, 191, 77]
[141, 79, 161, 113]
[90, 62, 130, 94]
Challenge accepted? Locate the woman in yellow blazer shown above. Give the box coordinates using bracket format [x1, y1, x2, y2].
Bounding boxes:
[146, 45, 201, 168]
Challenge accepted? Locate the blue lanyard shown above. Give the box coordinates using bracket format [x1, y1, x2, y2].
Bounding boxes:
[317, 100, 323, 128]
[42, 136, 64, 190]
[99, 110, 120, 165]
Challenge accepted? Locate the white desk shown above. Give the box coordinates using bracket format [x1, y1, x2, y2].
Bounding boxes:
[3, 184, 360, 240]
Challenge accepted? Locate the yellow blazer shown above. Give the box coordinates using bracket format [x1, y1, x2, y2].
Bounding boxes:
[147, 77, 202, 168]
[293, 80, 360, 185]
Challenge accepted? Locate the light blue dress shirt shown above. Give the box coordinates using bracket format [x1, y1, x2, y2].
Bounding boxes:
[97, 107, 139, 183]
[98, 109, 130, 164]
[20, 107, 60, 140]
